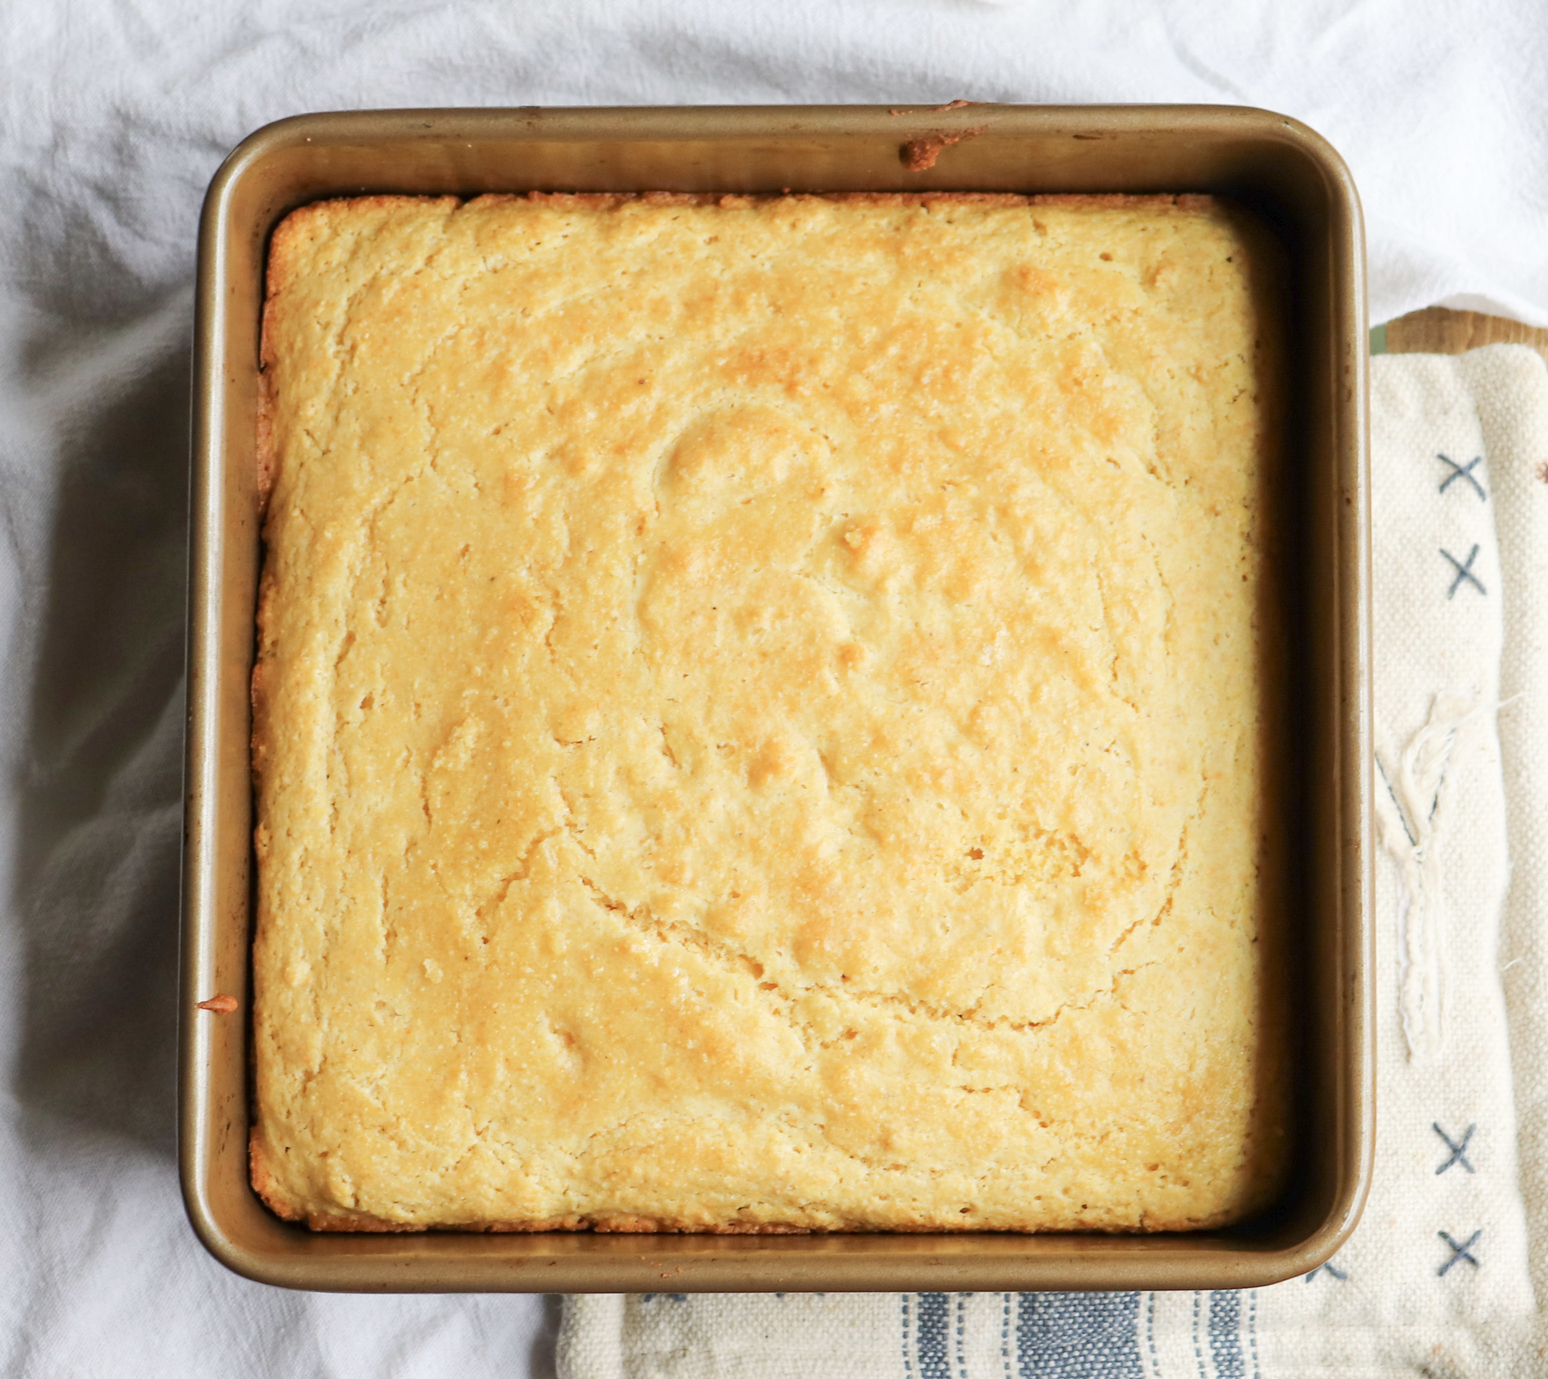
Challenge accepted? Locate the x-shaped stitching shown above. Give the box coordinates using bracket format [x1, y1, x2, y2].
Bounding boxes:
[1441, 545, 1486, 598]
[1438, 1229, 1481, 1276]
[1434, 1122, 1476, 1175]
[1437, 453, 1487, 500]
[1303, 1261, 1347, 1283]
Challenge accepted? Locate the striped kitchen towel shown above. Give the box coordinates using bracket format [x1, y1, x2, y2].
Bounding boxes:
[557, 345, 1548, 1379]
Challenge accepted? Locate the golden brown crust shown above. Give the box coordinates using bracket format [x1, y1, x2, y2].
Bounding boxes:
[249, 1129, 303, 1222]
[270, 1208, 1229, 1236]
[251, 191, 1288, 1234]
[254, 370, 276, 517]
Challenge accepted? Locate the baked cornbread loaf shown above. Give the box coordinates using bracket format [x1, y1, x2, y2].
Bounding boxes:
[250, 191, 1288, 1233]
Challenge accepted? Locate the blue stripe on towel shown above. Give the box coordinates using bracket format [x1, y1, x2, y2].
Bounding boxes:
[915, 1293, 952, 1379]
[1208, 1291, 1244, 1379]
[1013, 1293, 1143, 1378]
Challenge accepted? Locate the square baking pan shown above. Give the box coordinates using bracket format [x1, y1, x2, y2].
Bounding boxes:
[181, 104, 1372, 1293]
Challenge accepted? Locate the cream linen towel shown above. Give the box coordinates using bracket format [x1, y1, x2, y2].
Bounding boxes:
[558, 345, 1548, 1379]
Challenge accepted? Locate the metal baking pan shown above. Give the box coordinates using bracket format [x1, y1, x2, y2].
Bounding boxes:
[181, 104, 1372, 1292]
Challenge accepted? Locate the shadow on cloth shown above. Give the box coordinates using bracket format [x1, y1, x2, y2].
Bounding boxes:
[12, 334, 190, 1156]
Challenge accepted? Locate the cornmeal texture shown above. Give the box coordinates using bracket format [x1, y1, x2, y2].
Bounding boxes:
[251, 192, 1288, 1232]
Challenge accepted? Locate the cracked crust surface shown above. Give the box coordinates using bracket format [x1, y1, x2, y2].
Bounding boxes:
[251, 191, 1288, 1232]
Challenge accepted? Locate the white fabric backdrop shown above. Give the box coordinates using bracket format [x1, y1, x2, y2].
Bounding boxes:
[5, 3, 1548, 1376]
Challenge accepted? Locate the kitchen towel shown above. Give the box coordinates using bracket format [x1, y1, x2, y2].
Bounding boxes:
[556, 345, 1548, 1379]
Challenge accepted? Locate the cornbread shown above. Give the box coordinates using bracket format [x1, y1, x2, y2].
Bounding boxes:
[250, 191, 1288, 1233]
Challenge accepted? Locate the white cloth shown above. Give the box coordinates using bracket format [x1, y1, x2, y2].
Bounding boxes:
[6, 4, 1548, 1377]
[554, 347, 1548, 1378]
